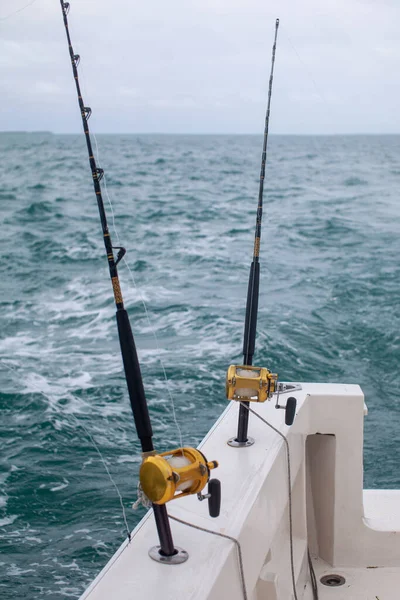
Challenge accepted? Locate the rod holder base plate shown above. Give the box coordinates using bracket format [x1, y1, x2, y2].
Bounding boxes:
[227, 436, 255, 448]
[149, 546, 189, 564]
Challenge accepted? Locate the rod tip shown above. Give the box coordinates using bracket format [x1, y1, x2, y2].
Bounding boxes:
[276, 18, 280, 26]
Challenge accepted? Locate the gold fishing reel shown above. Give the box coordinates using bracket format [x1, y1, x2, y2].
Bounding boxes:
[226, 364, 277, 402]
[140, 447, 220, 517]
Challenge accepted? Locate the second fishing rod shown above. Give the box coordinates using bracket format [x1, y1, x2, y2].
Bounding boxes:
[236, 18, 279, 445]
[225, 19, 297, 445]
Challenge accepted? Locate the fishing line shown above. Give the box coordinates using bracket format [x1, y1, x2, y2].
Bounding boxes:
[280, 24, 333, 114]
[65, 27, 186, 455]
[119, 256, 186, 455]
[239, 401, 319, 600]
[93, 146, 186, 453]
[0, 0, 38, 21]
[0, 359, 132, 541]
[169, 515, 248, 600]
[74, 417, 132, 542]
[131, 486, 247, 599]
[77, 58, 185, 454]
[239, 401, 298, 599]
[131, 481, 248, 600]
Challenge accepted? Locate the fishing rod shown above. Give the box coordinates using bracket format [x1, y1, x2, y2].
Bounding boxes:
[226, 19, 297, 446]
[59, 1, 220, 564]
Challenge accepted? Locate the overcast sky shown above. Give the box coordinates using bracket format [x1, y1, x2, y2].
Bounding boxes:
[0, 0, 399, 134]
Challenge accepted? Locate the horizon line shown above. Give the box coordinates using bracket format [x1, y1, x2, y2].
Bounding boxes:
[1, 130, 400, 136]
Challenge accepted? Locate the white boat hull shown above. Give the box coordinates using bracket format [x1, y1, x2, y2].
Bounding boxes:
[81, 383, 400, 599]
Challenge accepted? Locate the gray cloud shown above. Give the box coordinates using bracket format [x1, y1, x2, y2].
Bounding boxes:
[1, 0, 399, 133]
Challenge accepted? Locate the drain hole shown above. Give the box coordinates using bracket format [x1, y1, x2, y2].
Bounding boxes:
[320, 574, 346, 587]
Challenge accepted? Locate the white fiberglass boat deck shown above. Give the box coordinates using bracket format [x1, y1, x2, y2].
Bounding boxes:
[80, 383, 400, 600]
[304, 557, 400, 599]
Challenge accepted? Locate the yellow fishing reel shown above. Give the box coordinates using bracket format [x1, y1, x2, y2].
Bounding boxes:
[226, 364, 298, 427]
[140, 447, 221, 517]
[226, 365, 277, 402]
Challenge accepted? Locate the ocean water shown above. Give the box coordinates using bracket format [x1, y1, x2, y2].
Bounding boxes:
[0, 132, 399, 598]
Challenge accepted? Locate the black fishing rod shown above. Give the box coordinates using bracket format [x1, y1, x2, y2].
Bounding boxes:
[58, 0, 176, 557]
[236, 19, 279, 444]
[59, 1, 220, 564]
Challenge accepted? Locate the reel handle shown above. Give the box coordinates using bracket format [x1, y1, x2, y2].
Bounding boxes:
[197, 478, 221, 517]
[285, 396, 297, 426]
[208, 478, 221, 518]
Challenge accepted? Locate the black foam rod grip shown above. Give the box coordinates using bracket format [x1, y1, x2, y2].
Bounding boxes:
[116, 309, 153, 451]
[242, 261, 260, 363]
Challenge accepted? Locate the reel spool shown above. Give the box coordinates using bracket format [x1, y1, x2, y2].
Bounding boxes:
[226, 365, 277, 402]
[140, 447, 220, 517]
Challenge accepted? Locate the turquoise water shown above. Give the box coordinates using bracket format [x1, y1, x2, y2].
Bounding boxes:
[1, 133, 399, 598]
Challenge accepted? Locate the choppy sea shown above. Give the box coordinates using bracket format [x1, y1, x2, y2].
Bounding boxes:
[1, 132, 399, 598]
